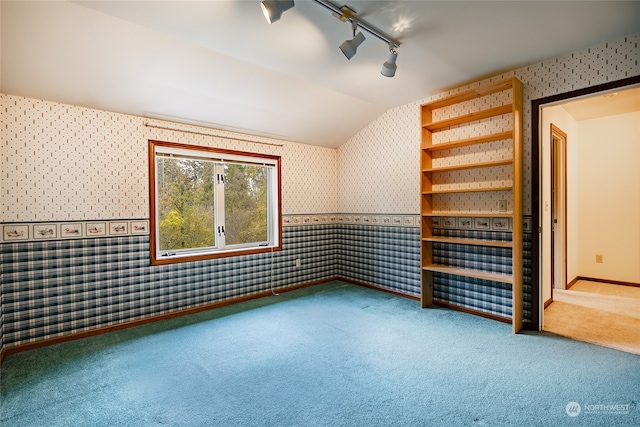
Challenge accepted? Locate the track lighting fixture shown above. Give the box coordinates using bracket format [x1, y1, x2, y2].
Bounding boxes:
[339, 21, 365, 60]
[261, 0, 401, 76]
[261, 0, 294, 24]
[381, 44, 398, 77]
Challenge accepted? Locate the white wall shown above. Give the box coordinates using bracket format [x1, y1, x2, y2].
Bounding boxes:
[529, 106, 639, 299]
[541, 105, 579, 302]
[577, 111, 640, 283]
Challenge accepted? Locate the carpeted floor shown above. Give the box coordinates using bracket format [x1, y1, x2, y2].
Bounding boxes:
[544, 280, 640, 355]
[1, 281, 639, 426]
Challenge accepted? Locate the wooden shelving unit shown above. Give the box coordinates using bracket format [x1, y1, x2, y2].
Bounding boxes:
[420, 77, 523, 333]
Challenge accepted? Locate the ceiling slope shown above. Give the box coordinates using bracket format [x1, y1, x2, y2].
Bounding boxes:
[2, 1, 639, 147]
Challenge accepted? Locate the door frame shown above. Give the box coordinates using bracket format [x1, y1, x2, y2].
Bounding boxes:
[550, 123, 568, 297]
[529, 75, 640, 330]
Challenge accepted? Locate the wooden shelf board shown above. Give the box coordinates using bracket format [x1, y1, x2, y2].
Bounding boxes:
[421, 79, 515, 110]
[423, 237, 513, 248]
[423, 264, 514, 284]
[423, 105, 512, 131]
[423, 159, 512, 173]
[421, 212, 513, 218]
[422, 186, 512, 195]
[423, 131, 513, 152]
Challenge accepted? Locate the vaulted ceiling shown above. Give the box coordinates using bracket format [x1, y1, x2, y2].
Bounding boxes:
[2, 1, 639, 147]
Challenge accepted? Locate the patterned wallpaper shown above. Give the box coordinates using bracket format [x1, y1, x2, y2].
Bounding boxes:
[3, 34, 637, 222]
[338, 33, 639, 215]
[1, 102, 145, 221]
[0, 97, 339, 222]
[337, 101, 420, 214]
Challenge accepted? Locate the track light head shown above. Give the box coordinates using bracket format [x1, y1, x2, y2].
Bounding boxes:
[381, 45, 398, 77]
[262, 0, 401, 75]
[340, 31, 365, 60]
[261, 0, 295, 24]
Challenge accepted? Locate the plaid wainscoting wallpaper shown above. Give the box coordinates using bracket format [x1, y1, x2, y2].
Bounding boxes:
[1, 220, 534, 350]
[337, 224, 421, 297]
[1, 225, 338, 348]
[432, 228, 533, 320]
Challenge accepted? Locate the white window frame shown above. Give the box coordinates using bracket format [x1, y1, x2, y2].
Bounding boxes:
[149, 140, 281, 265]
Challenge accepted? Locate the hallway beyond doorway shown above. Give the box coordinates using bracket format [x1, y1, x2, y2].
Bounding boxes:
[544, 280, 640, 355]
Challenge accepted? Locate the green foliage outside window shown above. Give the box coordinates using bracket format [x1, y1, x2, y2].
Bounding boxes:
[224, 164, 268, 245]
[157, 159, 269, 252]
[157, 158, 216, 252]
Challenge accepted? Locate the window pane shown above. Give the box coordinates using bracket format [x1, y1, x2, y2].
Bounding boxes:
[157, 158, 216, 251]
[224, 163, 268, 245]
[151, 140, 281, 264]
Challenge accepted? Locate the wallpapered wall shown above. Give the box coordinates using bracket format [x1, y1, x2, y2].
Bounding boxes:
[1, 100, 339, 222]
[0, 96, 340, 354]
[3, 33, 637, 222]
[338, 34, 639, 215]
[0, 33, 638, 355]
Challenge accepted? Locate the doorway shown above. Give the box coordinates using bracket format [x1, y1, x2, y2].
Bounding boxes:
[530, 75, 640, 331]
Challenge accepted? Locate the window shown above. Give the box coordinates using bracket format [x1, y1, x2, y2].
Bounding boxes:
[149, 140, 281, 264]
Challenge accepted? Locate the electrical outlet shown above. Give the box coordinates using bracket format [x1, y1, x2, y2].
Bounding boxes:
[596, 254, 603, 263]
[498, 200, 507, 212]
[295, 259, 301, 268]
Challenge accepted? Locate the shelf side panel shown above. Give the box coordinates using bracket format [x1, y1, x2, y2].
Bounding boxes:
[421, 269, 433, 308]
[511, 77, 524, 333]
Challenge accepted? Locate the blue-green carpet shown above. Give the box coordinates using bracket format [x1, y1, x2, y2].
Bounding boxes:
[1, 281, 638, 426]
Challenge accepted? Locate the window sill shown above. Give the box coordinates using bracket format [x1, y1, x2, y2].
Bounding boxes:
[150, 244, 282, 265]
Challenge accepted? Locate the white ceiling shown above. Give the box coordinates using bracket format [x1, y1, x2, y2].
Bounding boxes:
[560, 86, 640, 121]
[2, 1, 639, 148]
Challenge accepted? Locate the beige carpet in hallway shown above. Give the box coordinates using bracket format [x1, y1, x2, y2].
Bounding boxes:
[543, 280, 640, 355]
